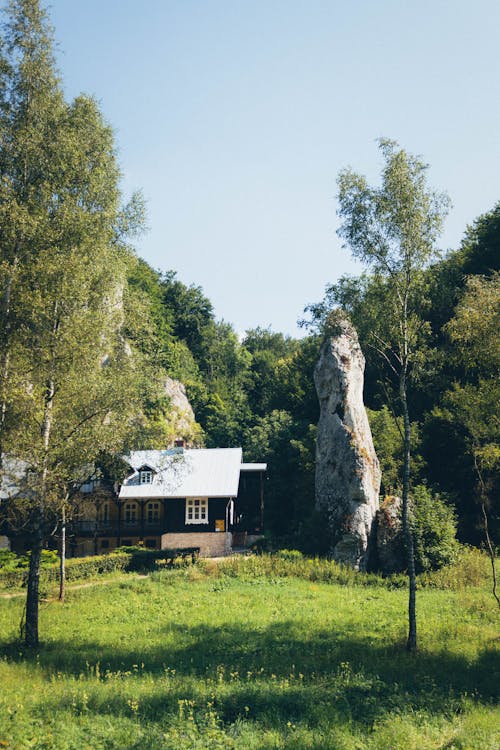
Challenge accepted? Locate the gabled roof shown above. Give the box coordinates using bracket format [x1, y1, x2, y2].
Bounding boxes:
[136, 463, 156, 473]
[119, 448, 244, 499]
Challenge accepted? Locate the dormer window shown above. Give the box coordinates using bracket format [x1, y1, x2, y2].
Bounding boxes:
[140, 470, 153, 484]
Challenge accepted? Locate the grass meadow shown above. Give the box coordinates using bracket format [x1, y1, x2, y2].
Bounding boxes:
[0, 555, 498, 749]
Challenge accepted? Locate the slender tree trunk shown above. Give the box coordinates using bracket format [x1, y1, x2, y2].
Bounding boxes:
[25, 517, 43, 647]
[473, 453, 500, 608]
[59, 505, 66, 603]
[400, 370, 417, 652]
[25, 368, 55, 646]
[0, 258, 19, 462]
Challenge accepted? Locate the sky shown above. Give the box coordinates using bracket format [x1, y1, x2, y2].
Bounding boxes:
[29, 1, 500, 335]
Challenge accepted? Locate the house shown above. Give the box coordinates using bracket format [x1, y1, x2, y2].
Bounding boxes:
[0, 457, 29, 552]
[72, 446, 267, 557]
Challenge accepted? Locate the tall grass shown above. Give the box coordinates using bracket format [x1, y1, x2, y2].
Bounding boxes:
[215, 546, 495, 591]
[0, 552, 498, 749]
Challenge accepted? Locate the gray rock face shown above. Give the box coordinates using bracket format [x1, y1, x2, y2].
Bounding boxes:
[314, 321, 381, 569]
[376, 495, 404, 574]
[162, 377, 200, 446]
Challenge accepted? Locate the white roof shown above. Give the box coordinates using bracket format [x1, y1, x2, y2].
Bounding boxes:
[119, 448, 243, 499]
[241, 462, 267, 472]
[0, 457, 29, 500]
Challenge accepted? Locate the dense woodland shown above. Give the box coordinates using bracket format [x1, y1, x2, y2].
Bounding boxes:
[0, 1, 499, 648]
[125, 206, 499, 554]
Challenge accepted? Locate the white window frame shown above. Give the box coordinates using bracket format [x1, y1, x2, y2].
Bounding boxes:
[140, 470, 153, 485]
[185, 497, 208, 525]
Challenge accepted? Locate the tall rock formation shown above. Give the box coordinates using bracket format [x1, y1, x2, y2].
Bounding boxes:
[162, 376, 201, 447]
[314, 320, 381, 569]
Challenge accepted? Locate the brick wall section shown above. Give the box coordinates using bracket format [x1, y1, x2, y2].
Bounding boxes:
[161, 532, 232, 558]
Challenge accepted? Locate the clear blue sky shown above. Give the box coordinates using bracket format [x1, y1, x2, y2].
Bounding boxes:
[33, 1, 500, 334]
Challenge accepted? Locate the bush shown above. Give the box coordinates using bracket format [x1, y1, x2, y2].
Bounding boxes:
[0, 546, 202, 590]
[275, 549, 304, 561]
[56, 552, 132, 582]
[0, 549, 23, 572]
[115, 545, 199, 571]
[418, 545, 495, 590]
[0, 548, 59, 572]
[0, 552, 132, 589]
[248, 536, 272, 554]
[411, 484, 460, 573]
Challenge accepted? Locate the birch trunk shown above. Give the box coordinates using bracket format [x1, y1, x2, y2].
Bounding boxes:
[400, 370, 417, 652]
[25, 520, 43, 647]
[24, 370, 55, 647]
[0, 258, 19, 462]
[59, 505, 66, 603]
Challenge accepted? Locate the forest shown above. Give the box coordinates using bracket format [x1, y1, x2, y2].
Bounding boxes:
[0, 0, 498, 647]
[126, 202, 499, 557]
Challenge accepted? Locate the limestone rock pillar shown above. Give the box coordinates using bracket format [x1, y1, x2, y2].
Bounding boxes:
[314, 321, 381, 569]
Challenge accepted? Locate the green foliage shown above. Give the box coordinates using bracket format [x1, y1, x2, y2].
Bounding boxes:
[243, 410, 316, 541]
[410, 485, 459, 573]
[160, 271, 214, 366]
[274, 548, 304, 561]
[0, 0, 147, 553]
[0, 548, 58, 573]
[457, 201, 500, 277]
[418, 546, 496, 590]
[305, 169, 499, 548]
[367, 406, 425, 493]
[115, 545, 199, 571]
[446, 272, 500, 378]
[0, 551, 132, 589]
[433, 273, 500, 544]
[1, 3, 495, 587]
[0, 549, 22, 571]
[0, 548, 202, 589]
[217, 551, 490, 591]
[334, 140, 452, 649]
[0, 565, 498, 748]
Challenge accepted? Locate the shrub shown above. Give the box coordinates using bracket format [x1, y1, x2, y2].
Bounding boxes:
[0, 548, 60, 573]
[58, 552, 132, 581]
[115, 545, 199, 571]
[275, 549, 303, 561]
[0, 552, 132, 589]
[418, 545, 495, 590]
[0, 549, 24, 572]
[411, 484, 460, 573]
[248, 536, 272, 554]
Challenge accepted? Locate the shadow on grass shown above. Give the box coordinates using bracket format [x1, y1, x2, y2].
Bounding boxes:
[0, 619, 498, 731]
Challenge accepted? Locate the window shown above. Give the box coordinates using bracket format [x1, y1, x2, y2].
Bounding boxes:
[101, 539, 109, 549]
[185, 497, 208, 525]
[98, 502, 109, 523]
[146, 502, 160, 524]
[124, 503, 137, 525]
[145, 538, 157, 549]
[140, 470, 153, 484]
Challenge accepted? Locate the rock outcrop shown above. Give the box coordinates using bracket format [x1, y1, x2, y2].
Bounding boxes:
[314, 320, 381, 569]
[162, 377, 200, 446]
[376, 495, 404, 574]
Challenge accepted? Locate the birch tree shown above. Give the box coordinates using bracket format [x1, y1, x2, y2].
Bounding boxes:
[336, 139, 450, 651]
[0, 0, 144, 646]
[445, 273, 500, 606]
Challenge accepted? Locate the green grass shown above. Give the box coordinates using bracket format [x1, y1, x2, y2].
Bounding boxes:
[0, 559, 498, 749]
